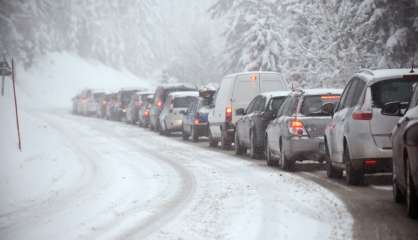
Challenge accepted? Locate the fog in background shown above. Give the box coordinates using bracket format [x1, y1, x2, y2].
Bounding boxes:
[1, 0, 418, 88]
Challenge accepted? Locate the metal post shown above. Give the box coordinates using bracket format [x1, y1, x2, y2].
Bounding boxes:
[11, 58, 22, 151]
[1, 76, 4, 96]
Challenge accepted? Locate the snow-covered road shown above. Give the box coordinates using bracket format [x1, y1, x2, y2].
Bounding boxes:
[1, 110, 353, 240]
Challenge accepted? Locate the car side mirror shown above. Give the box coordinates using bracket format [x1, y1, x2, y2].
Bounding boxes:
[381, 102, 403, 116]
[321, 102, 336, 116]
[236, 108, 245, 116]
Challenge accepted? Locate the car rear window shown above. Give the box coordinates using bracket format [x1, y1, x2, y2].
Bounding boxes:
[371, 79, 418, 108]
[300, 95, 340, 116]
[173, 96, 197, 108]
[94, 93, 104, 100]
[269, 97, 286, 112]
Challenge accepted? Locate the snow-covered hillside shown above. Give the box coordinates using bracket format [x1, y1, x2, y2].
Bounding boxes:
[0, 52, 148, 217]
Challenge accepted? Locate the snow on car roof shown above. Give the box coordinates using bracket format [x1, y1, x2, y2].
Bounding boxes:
[261, 91, 291, 98]
[293, 88, 343, 96]
[356, 68, 418, 84]
[168, 91, 199, 98]
[134, 91, 154, 96]
[224, 71, 281, 79]
[158, 83, 196, 89]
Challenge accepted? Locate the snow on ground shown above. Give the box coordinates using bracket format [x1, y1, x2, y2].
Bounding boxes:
[0, 53, 353, 239]
[0, 52, 149, 223]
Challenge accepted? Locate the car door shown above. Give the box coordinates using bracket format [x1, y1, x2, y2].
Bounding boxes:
[269, 96, 292, 154]
[333, 79, 358, 163]
[240, 97, 257, 146]
[251, 96, 267, 145]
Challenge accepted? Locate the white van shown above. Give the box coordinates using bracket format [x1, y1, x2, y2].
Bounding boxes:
[208, 71, 289, 149]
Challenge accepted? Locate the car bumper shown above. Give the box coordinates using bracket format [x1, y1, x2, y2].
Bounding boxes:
[350, 158, 393, 174]
[194, 123, 209, 136]
[285, 136, 326, 161]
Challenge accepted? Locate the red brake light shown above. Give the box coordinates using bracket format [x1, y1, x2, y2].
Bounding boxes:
[225, 106, 233, 122]
[157, 100, 162, 108]
[194, 119, 200, 125]
[144, 110, 150, 117]
[289, 119, 307, 136]
[352, 111, 372, 120]
[321, 95, 340, 100]
[364, 159, 377, 166]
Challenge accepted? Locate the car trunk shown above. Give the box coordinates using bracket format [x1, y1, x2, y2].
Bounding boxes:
[299, 117, 331, 138]
[369, 108, 400, 149]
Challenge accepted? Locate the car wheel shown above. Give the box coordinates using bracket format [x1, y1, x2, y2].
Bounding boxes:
[208, 129, 218, 148]
[406, 158, 418, 219]
[393, 159, 404, 203]
[280, 142, 293, 171]
[266, 137, 278, 167]
[182, 128, 189, 140]
[326, 143, 342, 178]
[191, 126, 199, 142]
[221, 129, 232, 150]
[249, 131, 258, 159]
[344, 146, 364, 185]
[234, 131, 245, 155]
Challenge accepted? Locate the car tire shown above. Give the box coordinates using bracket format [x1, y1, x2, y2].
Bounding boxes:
[393, 160, 404, 204]
[344, 146, 364, 185]
[182, 128, 189, 140]
[280, 142, 293, 171]
[406, 158, 418, 219]
[221, 129, 232, 150]
[326, 143, 343, 178]
[249, 131, 258, 159]
[234, 131, 246, 155]
[191, 126, 199, 142]
[209, 129, 218, 148]
[266, 137, 278, 167]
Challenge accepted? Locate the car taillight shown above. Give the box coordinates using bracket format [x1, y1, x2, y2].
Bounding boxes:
[144, 109, 150, 117]
[225, 106, 232, 122]
[194, 113, 200, 125]
[157, 100, 163, 109]
[364, 159, 377, 167]
[288, 119, 307, 136]
[352, 111, 372, 120]
[102, 100, 107, 105]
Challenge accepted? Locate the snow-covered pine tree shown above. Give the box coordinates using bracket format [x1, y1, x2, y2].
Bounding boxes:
[210, 0, 284, 73]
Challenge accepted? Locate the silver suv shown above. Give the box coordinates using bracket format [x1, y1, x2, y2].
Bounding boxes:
[265, 89, 342, 170]
[324, 69, 418, 185]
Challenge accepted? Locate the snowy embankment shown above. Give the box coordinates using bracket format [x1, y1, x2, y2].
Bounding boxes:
[0, 52, 148, 219]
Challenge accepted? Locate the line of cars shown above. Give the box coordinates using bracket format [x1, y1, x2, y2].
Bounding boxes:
[72, 68, 418, 219]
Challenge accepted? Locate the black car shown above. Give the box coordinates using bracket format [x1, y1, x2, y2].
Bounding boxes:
[384, 82, 418, 219]
[234, 91, 289, 158]
[149, 84, 196, 131]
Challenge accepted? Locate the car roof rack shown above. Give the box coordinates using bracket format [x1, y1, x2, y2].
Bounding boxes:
[358, 69, 374, 76]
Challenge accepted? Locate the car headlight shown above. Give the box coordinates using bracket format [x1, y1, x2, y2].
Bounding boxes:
[405, 123, 418, 146]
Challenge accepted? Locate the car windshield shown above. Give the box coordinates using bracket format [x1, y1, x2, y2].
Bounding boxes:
[371, 79, 418, 108]
[173, 96, 197, 108]
[301, 95, 340, 116]
[269, 97, 287, 112]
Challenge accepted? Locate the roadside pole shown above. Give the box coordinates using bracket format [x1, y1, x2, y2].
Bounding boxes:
[11, 58, 22, 151]
[1, 76, 4, 96]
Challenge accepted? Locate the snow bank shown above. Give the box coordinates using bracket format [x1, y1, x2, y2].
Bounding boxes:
[0, 52, 149, 217]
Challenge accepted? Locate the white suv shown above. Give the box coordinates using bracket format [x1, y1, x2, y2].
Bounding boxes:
[324, 69, 418, 185]
[208, 71, 288, 149]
